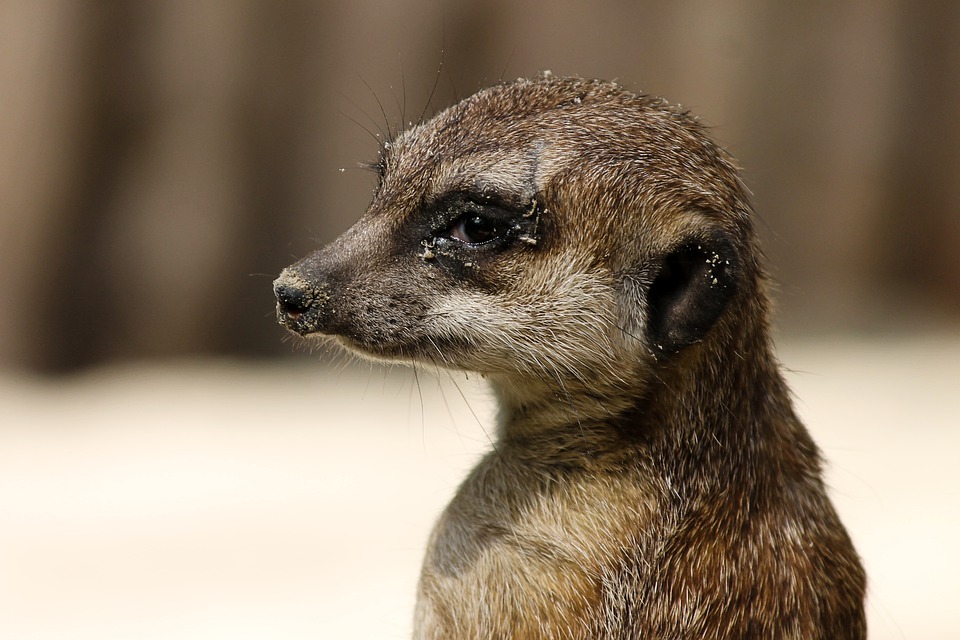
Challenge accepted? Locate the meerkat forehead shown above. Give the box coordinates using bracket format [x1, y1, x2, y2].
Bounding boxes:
[380, 77, 634, 193]
[374, 76, 746, 250]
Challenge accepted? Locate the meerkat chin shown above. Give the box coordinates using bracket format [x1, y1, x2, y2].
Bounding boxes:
[274, 74, 866, 640]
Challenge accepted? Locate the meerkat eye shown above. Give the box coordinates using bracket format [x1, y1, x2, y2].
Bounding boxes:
[447, 213, 503, 244]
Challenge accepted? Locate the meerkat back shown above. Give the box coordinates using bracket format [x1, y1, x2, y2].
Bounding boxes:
[274, 75, 866, 639]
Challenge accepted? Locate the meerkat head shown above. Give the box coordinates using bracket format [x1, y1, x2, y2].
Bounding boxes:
[274, 75, 756, 410]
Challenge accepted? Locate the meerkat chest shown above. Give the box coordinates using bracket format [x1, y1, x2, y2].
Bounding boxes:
[414, 457, 655, 639]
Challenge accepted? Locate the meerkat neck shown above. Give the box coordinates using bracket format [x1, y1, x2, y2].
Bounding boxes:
[644, 310, 818, 505]
[489, 374, 638, 440]
[486, 299, 801, 480]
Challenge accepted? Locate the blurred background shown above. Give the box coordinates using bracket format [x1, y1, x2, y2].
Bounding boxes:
[0, 2, 958, 639]
[1, 0, 958, 373]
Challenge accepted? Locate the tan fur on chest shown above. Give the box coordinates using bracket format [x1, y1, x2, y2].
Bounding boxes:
[416, 452, 656, 640]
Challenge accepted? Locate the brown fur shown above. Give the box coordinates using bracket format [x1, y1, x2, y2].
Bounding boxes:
[274, 74, 866, 639]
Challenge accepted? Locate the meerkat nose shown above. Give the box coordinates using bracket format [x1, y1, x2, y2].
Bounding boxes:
[273, 271, 322, 333]
[275, 283, 308, 319]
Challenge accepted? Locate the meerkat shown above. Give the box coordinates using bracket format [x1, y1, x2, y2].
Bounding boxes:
[273, 74, 866, 639]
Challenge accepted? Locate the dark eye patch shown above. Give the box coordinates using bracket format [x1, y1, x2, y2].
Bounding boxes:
[417, 191, 544, 270]
[429, 192, 529, 245]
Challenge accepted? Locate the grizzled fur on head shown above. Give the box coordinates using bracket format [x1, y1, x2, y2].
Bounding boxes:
[275, 75, 753, 424]
[273, 74, 866, 639]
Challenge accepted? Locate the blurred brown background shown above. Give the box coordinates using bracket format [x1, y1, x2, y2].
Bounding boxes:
[2, 0, 958, 373]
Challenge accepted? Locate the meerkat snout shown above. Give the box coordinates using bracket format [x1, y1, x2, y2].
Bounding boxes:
[273, 75, 865, 639]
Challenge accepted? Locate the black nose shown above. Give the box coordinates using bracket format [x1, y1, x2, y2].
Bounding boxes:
[275, 281, 312, 320]
[273, 272, 324, 334]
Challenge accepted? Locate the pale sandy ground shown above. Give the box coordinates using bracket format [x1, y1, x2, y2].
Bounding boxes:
[0, 335, 957, 639]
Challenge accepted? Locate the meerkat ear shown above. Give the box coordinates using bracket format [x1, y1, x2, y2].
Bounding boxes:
[646, 232, 738, 355]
